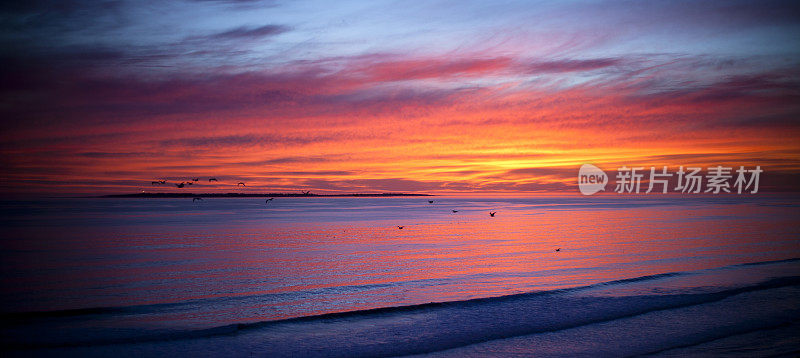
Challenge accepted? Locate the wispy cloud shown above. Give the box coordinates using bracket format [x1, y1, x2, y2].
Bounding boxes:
[2, 0, 799, 195]
[524, 58, 622, 73]
[204, 24, 290, 40]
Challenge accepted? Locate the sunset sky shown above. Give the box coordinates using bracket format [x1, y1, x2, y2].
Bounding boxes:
[2, 0, 799, 195]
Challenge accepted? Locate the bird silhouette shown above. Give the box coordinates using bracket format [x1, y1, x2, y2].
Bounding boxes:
[237, 182, 245, 187]
[397, 226, 404, 229]
[209, 178, 218, 182]
[302, 190, 311, 195]
[266, 198, 274, 204]
[555, 248, 561, 252]
[192, 178, 199, 182]
[489, 212, 496, 217]
[452, 210, 459, 213]
[193, 197, 203, 202]
[186, 182, 193, 185]
[428, 200, 434, 204]
[175, 182, 185, 188]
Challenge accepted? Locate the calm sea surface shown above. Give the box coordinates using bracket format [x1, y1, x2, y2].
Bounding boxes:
[1, 195, 799, 356]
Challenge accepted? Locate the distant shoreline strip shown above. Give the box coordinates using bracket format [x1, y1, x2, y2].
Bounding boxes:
[94, 193, 433, 198]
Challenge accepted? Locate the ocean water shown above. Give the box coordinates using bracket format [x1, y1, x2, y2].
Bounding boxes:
[1, 195, 799, 357]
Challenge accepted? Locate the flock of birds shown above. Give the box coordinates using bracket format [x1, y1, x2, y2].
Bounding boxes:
[149, 179, 562, 252]
[152, 178, 253, 188]
[149, 177, 310, 204]
[400, 201, 561, 252]
[151, 177, 219, 188]
[150, 177, 253, 202]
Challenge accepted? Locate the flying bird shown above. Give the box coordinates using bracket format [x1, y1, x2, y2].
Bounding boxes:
[238, 182, 245, 187]
[397, 226, 404, 229]
[555, 248, 561, 252]
[428, 200, 434, 204]
[452, 210, 459, 213]
[209, 178, 218, 182]
[489, 212, 496, 217]
[193, 197, 203, 202]
[151, 180, 166, 185]
[192, 178, 199, 181]
[266, 198, 274, 204]
[186, 182, 193, 185]
[175, 182, 185, 188]
[302, 190, 311, 195]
